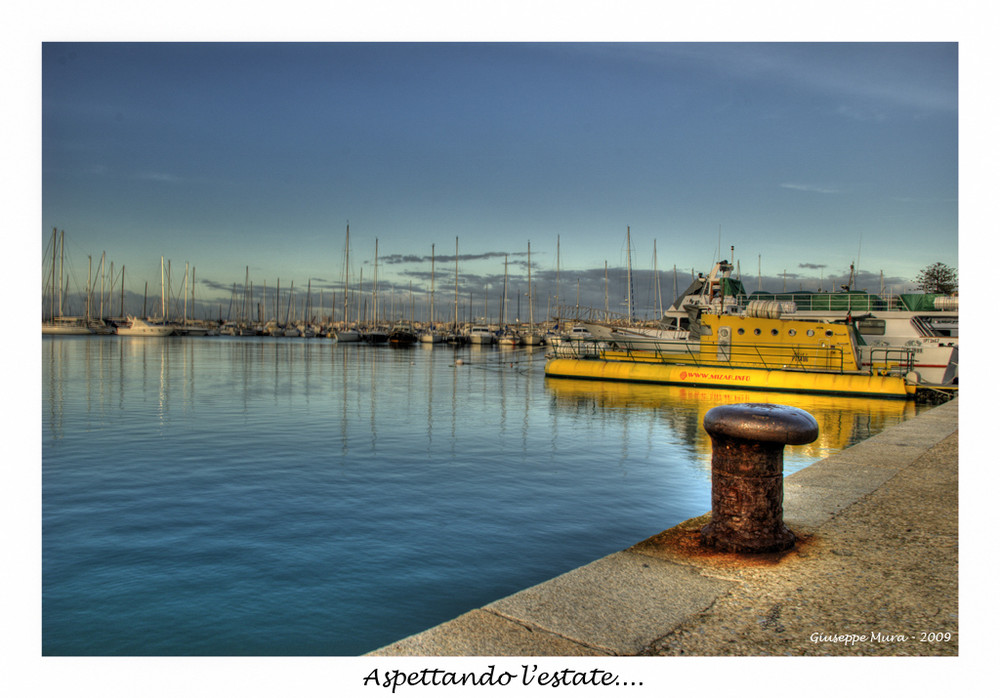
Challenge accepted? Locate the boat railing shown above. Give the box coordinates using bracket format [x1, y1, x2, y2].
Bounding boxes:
[547, 338, 606, 358]
[734, 292, 906, 313]
[588, 336, 860, 374]
[867, 347, 916, 376]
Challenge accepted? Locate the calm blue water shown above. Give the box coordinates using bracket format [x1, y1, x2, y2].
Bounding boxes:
[42, 335, 922, 655]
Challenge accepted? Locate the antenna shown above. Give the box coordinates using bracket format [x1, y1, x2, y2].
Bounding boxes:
[857, 232, 863, 283]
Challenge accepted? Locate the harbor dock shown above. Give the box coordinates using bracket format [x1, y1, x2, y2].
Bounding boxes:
[369, 397, 958, 656]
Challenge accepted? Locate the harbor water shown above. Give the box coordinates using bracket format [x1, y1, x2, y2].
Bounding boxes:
[42, 335, 926, 655]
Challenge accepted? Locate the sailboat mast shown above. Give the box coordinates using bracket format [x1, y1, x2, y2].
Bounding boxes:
[161, 256, 166, 320]
[373, 238, 379, 325]
[343, 223, 350, 326]
[556, 235, 560, 326]
[100, 252, 106, 321]
[502, 254, 508, 325]
[86, 255, 92, 321]
[430, 243, 435, 326]
[654, 240, 662, 318]
[626, 226, 633, 321]
[59, 230, 64, 316]
[48, 228, 56, 320]
[672, 265, 680, 310]
[357, 267, 363, 326]
[454, 237, 459, 328]
[528, 241, 534, 326]
[604, 261, 609, 322]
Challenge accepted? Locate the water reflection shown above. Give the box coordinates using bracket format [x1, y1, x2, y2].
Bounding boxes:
[44, 337, 921, 469]
[544, 377, 921, 471]
[42, 336, 930, 656]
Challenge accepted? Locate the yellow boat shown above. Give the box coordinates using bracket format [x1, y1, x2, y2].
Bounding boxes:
[545, 311, 918, 399]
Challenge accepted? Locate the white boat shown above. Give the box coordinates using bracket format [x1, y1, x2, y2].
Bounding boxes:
[468, 325, 495, 344]
[419, 327, 444, 343]
[557, 325, 594, 345]
[116, 316, 175, 336]
[498, 328, 522, 346]
[42, 316, 94, 335]
[336, 326, 362, 342]
[549, 325, 604, 357]
[522, 330, 544, 346]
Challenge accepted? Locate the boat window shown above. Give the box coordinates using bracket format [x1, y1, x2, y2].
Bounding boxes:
[857, 318, 886, 336]
[825, 330, 833, 337]
[753, 328, 761, 335]
[788, 329, 796, 336]
[806, 329, 815, 337]
[737, 328, 745, 335]
[770, 329, 778, 336]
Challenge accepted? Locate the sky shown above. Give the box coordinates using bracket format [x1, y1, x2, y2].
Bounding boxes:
[40, 40, 958, 322]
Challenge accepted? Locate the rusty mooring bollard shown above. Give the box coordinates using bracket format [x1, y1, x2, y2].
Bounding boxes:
[700, 403, 818, 553]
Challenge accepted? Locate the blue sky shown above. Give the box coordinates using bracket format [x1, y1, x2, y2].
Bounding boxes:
[41, 41, 957, 321]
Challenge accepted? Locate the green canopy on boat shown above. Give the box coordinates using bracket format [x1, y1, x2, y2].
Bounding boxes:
[721, 277, 747, 297]
[898, 293, 944, 311]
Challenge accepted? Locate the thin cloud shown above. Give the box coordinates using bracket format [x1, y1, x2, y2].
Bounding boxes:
[670, 43, 956, 115]
[780, 183, 840, 195]
[134, 171, 182, 183]
[378, 251, 528, 265]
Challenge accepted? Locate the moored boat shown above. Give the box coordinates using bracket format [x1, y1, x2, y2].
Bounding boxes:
[498, 327, 522, 346]
[744, 290, 958, 385]
[552, 309, 918, 399]
[364, 326, 389, 344]
[116, 316, 176, 336]
[336, 326, 362, 342]
[42, 317, 94, 335]
[388, 322, 418, 346]
[468, 325, 495, 345]
[642, 257, 957, 387]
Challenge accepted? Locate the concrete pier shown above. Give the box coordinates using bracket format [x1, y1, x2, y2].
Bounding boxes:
[368, 398, 958, 656]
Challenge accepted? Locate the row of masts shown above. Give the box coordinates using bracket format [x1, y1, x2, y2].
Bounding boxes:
[43, 225, 683, 330]
[48, 224, 892, 333]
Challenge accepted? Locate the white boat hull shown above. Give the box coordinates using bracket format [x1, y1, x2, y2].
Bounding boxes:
[117, 318, 175, 336]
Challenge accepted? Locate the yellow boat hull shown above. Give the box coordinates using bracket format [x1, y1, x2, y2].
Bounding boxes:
[544, 357, 916, 399]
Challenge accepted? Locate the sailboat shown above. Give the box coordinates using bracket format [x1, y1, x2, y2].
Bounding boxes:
[419, 243, 444, 343]
[497, 254, 521, 346]
[336, 223, 361, 342]
[363, 239, 389, 344]
[445, 237, 468, 345]
[42, 228, 94, 334]
[522, 241, 543, 345]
